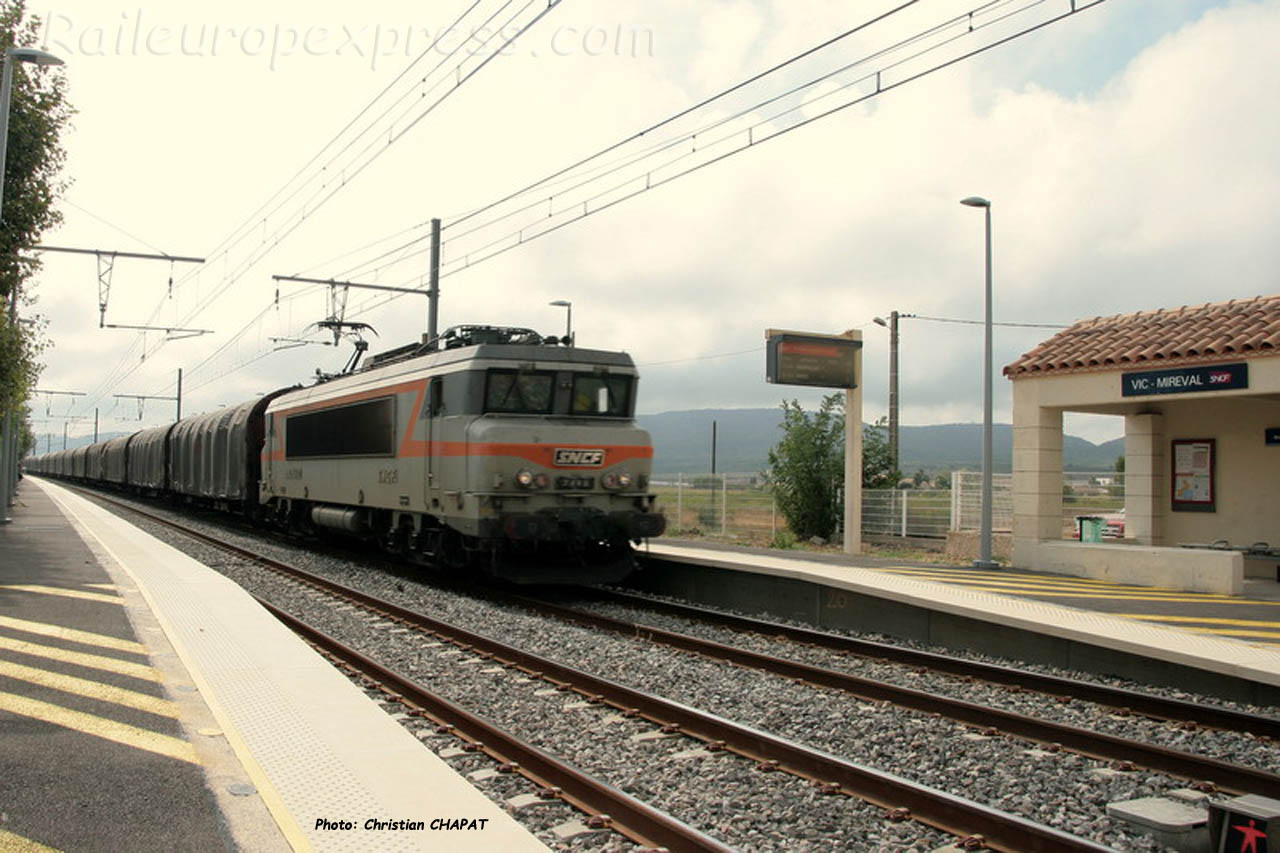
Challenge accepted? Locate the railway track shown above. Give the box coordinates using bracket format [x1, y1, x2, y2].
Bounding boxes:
[585, 587, 1280, 738]
[264, 600, 731, 852]
[509, 590, 1280, 797]
[79, 487, 1280, 850]
[85, 489, 1118, 851]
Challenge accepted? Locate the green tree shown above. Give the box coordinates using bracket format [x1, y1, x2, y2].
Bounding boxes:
[0, 2, 72, 464]
[862, 416, 900, 489]
[767, 395, 844, 540]
[1109, 454, 1126, 497]
[766, 398, 903, 540]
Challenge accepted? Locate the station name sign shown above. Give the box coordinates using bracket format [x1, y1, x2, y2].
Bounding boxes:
[1121, 362, 1248, 397]
[766, 330, 861, 389]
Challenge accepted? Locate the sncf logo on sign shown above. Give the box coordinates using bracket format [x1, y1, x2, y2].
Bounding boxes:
[553, 448, 605, 468]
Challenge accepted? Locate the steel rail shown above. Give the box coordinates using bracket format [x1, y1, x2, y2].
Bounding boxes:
[510, 593, 1280, 799]
[259, 600, 731, 853]
[266, 578, 1109, 851]
[595, 585, 1280, 739]
[82, 491, 1108, 851]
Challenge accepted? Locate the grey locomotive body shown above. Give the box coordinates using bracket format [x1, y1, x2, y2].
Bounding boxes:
[27, 326, 665, 584]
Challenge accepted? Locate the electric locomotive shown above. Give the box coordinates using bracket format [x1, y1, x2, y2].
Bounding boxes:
[26, 325, 666, 585]
[259, 325, 665, 583]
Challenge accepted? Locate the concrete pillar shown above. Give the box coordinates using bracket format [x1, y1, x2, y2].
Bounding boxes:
[1011, 380, 1063, 567]
[1124, 412, 1165, 545]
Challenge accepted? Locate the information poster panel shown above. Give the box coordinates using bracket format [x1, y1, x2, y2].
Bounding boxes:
[1171, 438, 1215, 512]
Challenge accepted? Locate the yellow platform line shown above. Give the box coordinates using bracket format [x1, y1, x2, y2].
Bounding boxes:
[878, 572, 1192, 595]
[880, 571, 1187, 591]
[951, 585, 1280, 604]
[0, 614, 146, 654]
[0, 636, 160, 682]
[1118, 614, 1280, 629]
[880, 566, 1179, 590]
[0, 585, 123, 606]
[0, 690, 198, 765]
[83, 583, 116, 591]
[0, 659, 178, 718]
[0, 829, 63, 852]
[1180, 627, 1280, 641]
[878, 573, 1275, 603]
[882, 571, 1209, 595]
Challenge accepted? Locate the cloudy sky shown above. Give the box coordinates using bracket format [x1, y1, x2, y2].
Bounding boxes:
[22, 0, 1278, 447]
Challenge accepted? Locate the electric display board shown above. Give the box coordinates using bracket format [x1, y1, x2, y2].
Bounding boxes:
[766, 331, 861, 389]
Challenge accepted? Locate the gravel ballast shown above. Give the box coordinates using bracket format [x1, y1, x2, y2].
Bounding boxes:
[89, 493, 1279, 851]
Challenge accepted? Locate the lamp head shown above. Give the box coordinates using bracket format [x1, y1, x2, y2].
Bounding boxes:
[549, 300, 570, 308]
[960, 196, 991, 208]
[872, 317, 887, 327]
[8, 47, 64, 67]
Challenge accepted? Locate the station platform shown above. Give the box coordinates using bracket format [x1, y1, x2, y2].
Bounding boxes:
[637, 539, 1280, 706]
[1, 478, 546, 852]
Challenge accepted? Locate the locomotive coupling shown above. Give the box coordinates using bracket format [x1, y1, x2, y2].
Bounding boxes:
[609, 510, 666, 540]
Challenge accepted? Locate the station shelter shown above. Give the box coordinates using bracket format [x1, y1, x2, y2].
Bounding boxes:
[1005, 295, 1280, 594]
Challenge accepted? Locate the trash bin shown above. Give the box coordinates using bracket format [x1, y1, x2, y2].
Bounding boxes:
[1077, 516, 1104, 542]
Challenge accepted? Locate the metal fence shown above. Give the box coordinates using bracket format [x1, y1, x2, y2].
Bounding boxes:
[651, 470, 1126, 543]
[863, 488, 952, 538]
[651, 474, 779, 541]
[950, 471, 1014, 533]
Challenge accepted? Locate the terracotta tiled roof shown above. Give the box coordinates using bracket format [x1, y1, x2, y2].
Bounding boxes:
[1004, 295, 1280, 378]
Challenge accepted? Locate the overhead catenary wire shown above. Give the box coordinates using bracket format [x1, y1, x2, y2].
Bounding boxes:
[325, 0, 933, 282]
[68, 0, 565, 418]
[93, 0, 1107, 417]
[164, 0, 552, 332]
[62, 200, 169, 255]
[328, 0, 1105, 292]
[430, 0, 1105, 279]
[161, 0, 1029, 355]
[326, 0, 1106, 309]
[911, 315, 1069, 329]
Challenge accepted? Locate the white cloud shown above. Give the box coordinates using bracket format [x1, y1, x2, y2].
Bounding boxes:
[25, 1, 1280, 450]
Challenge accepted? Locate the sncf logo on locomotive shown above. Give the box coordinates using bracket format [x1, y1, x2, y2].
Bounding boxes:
[553, 448, 606, 468]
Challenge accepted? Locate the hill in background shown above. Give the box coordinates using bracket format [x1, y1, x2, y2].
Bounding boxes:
[38, 409, 1126, 477]
[637, 408, 1124, 475]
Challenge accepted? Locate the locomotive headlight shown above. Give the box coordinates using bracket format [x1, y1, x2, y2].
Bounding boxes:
[602, 471, 632, 490]
[533, 473, 550, 489]
[515, 469, 535, 489]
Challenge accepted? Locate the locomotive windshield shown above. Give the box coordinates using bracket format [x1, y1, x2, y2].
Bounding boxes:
[484, 370, 555, 414]
[571, 374, 632, 417]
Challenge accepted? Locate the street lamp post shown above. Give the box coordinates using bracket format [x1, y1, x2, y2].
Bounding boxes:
[960, 196, 998, 569]
[0, 47, 64, 523]
[549, 300, 573, 346]
[872, 311, 900, 475]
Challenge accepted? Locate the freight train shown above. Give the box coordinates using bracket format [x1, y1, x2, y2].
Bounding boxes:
[25, 326, 666, 584]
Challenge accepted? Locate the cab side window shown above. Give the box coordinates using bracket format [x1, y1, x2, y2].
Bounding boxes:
[427, 377, 445, 417]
